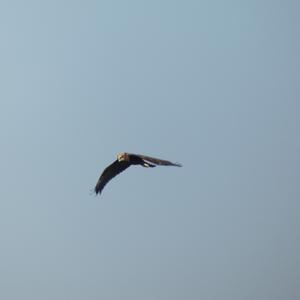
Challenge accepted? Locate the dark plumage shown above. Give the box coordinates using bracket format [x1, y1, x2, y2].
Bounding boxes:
[94, 152, 182, 195]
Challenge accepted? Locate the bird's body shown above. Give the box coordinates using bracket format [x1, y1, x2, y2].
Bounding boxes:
[94, 152, 181, 195]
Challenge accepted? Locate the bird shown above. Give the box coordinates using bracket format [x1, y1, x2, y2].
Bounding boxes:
[94, 152, 182, 195]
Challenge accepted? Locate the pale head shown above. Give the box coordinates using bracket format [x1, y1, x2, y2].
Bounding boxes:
[117, 152, 129, 162]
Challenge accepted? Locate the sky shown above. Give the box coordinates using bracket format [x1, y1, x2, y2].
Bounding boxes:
[1, 1, 300, 299]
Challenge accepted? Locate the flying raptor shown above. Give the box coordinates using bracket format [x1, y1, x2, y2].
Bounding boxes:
[94, 152, 182, 195]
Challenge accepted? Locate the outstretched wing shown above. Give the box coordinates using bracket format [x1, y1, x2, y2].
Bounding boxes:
[133, 153, 182, 167]
[95, 160, 131, 194]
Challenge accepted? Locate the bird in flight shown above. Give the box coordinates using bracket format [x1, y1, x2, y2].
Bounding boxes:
[94, 152, 182, 195]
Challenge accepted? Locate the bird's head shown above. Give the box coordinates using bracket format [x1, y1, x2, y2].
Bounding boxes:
[117, 152, 128, 162]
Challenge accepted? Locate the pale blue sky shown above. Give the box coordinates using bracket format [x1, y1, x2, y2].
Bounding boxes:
[1, 1, 300, 299]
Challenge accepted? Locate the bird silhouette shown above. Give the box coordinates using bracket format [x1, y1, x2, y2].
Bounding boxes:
[94, 152, 182, 195]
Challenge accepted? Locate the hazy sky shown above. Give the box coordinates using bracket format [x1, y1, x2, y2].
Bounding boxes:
[1, 1, 300, 299]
